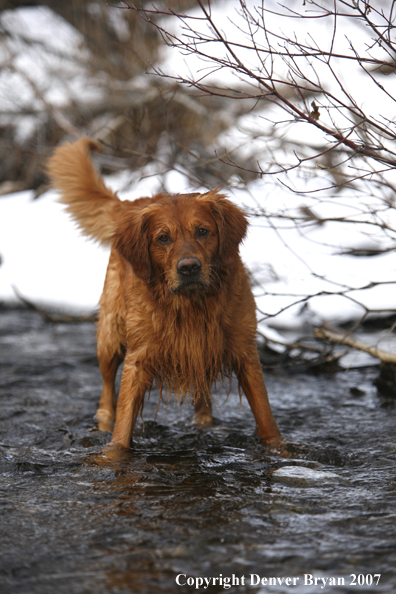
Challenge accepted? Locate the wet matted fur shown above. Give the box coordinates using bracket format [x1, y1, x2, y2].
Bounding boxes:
[47, 137, 281, 448]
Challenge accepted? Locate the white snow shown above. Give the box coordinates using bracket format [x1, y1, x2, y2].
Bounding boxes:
[1, 179, 394, 331]
[0, 190, 109, 310]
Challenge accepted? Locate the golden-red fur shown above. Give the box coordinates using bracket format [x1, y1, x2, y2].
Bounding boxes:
[47, 137, 281, 448]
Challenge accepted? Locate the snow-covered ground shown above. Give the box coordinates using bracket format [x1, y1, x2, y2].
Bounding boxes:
[1, 176, 394, 331]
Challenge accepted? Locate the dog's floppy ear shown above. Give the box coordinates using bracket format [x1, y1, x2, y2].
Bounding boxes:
[200, 192, 248, 264]
[113, 208, 151, 280]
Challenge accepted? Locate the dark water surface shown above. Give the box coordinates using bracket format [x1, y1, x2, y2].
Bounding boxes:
[1, 307, 395, 594]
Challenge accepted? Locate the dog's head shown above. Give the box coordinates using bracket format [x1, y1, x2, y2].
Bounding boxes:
[113, 191, 248, 293]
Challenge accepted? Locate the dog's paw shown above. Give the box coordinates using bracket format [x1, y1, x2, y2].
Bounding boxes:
[262, 436, 292, 458]
[193, 412, 213, 427]
[94, 441, 132, 464]
[95, 408, 114, 433]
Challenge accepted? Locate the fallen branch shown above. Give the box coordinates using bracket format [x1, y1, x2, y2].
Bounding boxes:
[314, 328, 396, 364]
[13, 286, 97, 324]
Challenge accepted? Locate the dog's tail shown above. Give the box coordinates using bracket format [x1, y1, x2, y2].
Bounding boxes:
[47, 137, 128, 246]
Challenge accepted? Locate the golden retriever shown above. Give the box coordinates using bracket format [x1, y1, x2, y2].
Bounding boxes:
[47, 138, 281, 449]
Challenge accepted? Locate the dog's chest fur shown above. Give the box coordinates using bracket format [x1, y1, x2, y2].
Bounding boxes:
[129, 293, 233, 400]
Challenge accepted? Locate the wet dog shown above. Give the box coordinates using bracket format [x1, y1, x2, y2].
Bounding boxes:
[47, 138, 281, 449]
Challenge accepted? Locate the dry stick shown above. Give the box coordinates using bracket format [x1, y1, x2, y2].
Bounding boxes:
[314, 328, 396, 363]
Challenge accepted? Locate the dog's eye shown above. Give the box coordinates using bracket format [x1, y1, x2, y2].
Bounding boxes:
[198, 228, 208, 236]
[158, 234, 169, 243]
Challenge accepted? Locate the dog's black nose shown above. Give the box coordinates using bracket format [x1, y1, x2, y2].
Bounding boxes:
[177, 257, 202, 276]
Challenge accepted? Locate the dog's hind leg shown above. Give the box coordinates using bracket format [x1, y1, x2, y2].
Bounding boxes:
[193, 392, 212, 426]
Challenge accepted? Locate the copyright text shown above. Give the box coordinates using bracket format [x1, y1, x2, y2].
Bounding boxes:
[175, 573, 381, 590]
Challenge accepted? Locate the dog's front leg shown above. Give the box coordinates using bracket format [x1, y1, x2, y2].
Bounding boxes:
[237, 354, 281, 443]
[109, 351, 147, 449]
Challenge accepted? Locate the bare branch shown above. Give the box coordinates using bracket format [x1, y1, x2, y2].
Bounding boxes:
[315, 328, 396, 363]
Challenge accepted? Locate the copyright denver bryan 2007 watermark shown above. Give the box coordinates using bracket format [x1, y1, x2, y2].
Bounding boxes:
[175, 573, 382, 590]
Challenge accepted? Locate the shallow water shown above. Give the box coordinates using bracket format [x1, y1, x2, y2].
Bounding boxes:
[1, 307, 395, 594]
